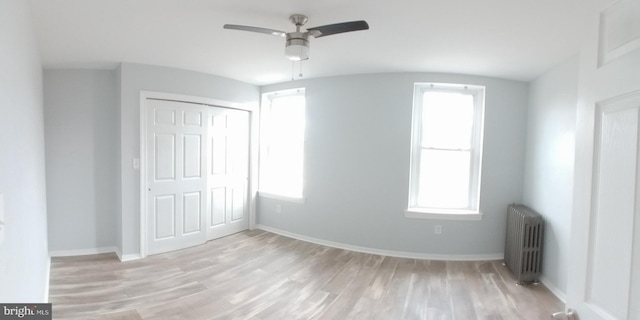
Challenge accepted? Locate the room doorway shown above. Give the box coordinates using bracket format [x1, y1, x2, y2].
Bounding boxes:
[566, 0, 640, 318]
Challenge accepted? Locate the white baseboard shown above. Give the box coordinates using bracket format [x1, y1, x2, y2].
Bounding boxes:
[539, 275, 567, 303]
[117, 252, 142, 262]
[49, 246, 142, 262]
[114, 246, 143, 262]
[256, 225, 504, 261]
[49, 246, 117, 257]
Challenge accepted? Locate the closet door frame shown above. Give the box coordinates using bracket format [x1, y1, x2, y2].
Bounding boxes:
[139, 91, 258, 258]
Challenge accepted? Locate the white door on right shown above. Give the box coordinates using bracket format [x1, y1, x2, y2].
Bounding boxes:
[207, 107, 250, 240]
[568, 0, 640, 319]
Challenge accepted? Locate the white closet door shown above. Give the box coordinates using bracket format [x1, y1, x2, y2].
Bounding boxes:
[207, 107, 250, 240]
[144, 98, 251, 255]
[146, 99, 207, 255]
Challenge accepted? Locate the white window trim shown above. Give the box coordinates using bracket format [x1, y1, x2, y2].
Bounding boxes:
[258, 191, 306, 204]
[258, 88, 306, 203]
[406, 83, 485, 221]
[405, 208, 484, 221]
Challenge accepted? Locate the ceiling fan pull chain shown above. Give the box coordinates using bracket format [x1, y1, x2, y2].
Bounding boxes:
[299, 60, 304, 78]
[291, 61, 295, 81]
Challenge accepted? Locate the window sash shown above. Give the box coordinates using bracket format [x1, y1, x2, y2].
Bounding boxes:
[259, 89, 305, 198]
[421, 91, 474, 149]
[408, 83, 484, 213]
[417, 148, 472, 209]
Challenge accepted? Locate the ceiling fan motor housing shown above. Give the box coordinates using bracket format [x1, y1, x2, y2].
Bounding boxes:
[285, 32, 309, 61]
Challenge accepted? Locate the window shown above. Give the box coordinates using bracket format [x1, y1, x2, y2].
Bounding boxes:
[259, 89, 306, 200]
[407, 83, 485, 220]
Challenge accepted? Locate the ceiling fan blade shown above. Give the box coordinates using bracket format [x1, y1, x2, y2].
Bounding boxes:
[307, 20, 369, 38]
[223, 24, 287, 37]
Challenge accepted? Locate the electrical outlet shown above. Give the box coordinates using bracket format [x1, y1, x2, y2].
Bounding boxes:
[275, 204, 282, 213]
[434, 225, 442, 235]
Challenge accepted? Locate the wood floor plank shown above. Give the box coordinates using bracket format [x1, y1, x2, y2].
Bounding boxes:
[59, 310, 144, 320]
[49, 230, 564, 319]
[136, 289, 234, 319]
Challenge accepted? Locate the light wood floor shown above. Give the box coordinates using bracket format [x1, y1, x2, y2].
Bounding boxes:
[49, 230, 563, 319]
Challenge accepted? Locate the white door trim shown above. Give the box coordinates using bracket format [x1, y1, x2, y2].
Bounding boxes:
[567, 0, 640, 317]
[139, 91, 258, 258]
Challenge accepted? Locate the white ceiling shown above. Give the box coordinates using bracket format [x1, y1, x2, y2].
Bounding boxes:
[28, 0, 582, 85]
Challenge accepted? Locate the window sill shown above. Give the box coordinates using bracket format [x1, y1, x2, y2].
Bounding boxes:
[258, 191, 306, 204]
[405, 208, 483, 221]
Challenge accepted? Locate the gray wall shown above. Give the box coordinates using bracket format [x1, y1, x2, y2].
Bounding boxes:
[41, 63, 260, 258]
[118, 63, 260, 256]
[44, 69, 118, 252]
[523, 56, 578, 299]
[39, 62, 577, 297]
[0, 0, 49, 302]
[259, 73, 528, 257]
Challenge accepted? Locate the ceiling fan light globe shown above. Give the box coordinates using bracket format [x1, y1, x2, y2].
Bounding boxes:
[285, 40, 309, 61]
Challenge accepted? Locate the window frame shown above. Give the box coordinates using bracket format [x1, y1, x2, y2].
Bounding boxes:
[406, 83, 485, 221]
[258, 88, 306, 203]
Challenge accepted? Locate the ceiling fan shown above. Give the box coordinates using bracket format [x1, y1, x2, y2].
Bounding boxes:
[223, 14, 369, 61]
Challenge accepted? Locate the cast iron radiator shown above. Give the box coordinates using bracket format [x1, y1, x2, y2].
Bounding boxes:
[504, 204, 544, 284]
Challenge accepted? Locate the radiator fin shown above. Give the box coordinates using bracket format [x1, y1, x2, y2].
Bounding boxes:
[504, 204, 544, 284]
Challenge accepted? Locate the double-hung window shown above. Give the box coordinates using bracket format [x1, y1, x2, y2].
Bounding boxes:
[407, 83, 485, 220]
[259, 89, 306, 201]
